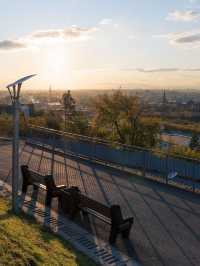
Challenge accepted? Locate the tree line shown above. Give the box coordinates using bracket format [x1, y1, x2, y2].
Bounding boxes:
[1, 89, 200, 153]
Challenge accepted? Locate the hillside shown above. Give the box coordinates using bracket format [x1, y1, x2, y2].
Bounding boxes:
[0, 196, 95, 266]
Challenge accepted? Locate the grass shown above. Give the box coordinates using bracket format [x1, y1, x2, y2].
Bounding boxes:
[152, 145, 200, 162]
[0, 196, 95, 266]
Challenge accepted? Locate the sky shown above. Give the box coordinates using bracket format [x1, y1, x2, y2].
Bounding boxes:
[1, 0, 200, 91]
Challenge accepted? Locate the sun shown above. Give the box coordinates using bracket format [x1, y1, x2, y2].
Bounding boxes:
[41, 44, 72, 88]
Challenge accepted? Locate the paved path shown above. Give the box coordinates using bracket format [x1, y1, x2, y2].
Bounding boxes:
[0, 141, 200, 266]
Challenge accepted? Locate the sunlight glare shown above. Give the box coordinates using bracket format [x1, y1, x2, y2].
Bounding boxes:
[42, 44, 72, 88]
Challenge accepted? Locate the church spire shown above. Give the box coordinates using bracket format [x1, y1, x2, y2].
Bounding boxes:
[163, 89, 167, 105]
[49, 85, 52, 102]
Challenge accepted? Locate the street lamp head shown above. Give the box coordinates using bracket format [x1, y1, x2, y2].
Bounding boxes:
[6, 74, 36, 89]
[6, 74, 36, 101]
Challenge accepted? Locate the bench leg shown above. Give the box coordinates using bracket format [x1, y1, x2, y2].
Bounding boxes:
[70, 207, 79, 219]
[45, 191, 52, 207]
[81, 209, 88, 217]
[33, 185, 38, 191]
[122, 225, 132, 239]
[22, 182, 28, 193]
[122, 218, 133, 238]
[109, 226, 118, 244]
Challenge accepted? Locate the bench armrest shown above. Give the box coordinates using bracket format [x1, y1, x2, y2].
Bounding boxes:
[56, 185, 67, 189]
[124, 217, 134, 225]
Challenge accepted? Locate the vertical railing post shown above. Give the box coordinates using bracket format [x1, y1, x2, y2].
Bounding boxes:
[165, 155, 168, 185]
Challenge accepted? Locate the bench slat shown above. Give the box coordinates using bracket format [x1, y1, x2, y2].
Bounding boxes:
[82, 207, 111, 224]
[80, 195, 111, 218]
[33, 183, 47, 191]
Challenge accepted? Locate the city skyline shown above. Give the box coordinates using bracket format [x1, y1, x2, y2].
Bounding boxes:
[1, 0, 200, 90]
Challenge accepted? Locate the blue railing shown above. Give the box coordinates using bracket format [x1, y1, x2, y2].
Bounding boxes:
[26, 125, 200, 184]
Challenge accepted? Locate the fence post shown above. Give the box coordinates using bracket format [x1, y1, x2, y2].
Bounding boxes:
[165, 155, 168, 185]
[142, 151, 146, 177]
[50, 134, 56, 176]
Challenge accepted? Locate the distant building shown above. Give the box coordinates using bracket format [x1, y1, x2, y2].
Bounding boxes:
[162, 89, 168, 105]
[184, 100, 200, 112]
[47, 102, 62, 110]
[48, 85, 52, 102]
[161, 90, 168, 115]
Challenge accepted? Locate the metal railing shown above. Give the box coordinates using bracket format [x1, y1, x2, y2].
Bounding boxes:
[25, 125, 200, 192]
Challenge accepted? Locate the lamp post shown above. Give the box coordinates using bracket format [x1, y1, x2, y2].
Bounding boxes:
[6, 74, 36, 213]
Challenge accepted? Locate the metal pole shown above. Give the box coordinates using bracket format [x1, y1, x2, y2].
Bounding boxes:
[6, 75, 36, 213]
[12, 97, 19, 213]
[7, 75, 36, 213]
[65, 109, 67, 131]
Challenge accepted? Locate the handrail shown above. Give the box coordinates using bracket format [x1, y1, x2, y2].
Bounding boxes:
[28, 124, 149, 151]
[28, 124, 200, 164]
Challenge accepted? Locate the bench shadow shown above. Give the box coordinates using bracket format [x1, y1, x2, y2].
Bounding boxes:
[22, 147, 139, 264]
[22, 188, 39, 217]
[56, 199, 106, 266]
[27, 146, 200, 210]
[89, 164, 163, 265]
[50, 152, 200, 219]
[76, 162, 137, 263]
[130, 180, 197, 266]
[21, 145, 200, 266]
[153, 187, 200, 244]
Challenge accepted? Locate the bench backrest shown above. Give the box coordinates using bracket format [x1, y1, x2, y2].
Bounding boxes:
[59, 186, 125, 224]
[29, 171, 46, 185]
[21, 165, 56, 189]
[80, 194, 124, 224]
[80, 194, 111, 218]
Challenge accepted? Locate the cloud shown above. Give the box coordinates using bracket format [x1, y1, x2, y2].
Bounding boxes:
[0, 25, 98, 52]
[31, 30, 61, 39]
[30, 26, 97, 40]
[167, 10, 200, 22]
[99, 18, 119, 29]
[99, 18, 112, 25]
[184, 68, 200, 71]
[156, 30, 200, 47]
[121, 67, 200, 73]
[173, 32, 200, 43]
[0, 40, 27, 50]
[136, 68, 179, 73]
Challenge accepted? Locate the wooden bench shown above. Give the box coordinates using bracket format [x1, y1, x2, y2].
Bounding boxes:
[59, 187, 134, 244]
[21, 165, 66, 206]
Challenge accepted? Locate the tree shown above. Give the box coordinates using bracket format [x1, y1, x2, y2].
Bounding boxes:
[91, 91, 129, 143]
[92, 90, 160, 147]
[61, 90, 76, 131]
[0, 114, 12, 137]
[45, 112, 61, 130]
[68, 111, 89, 135]
[189, 133, 199, 150]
